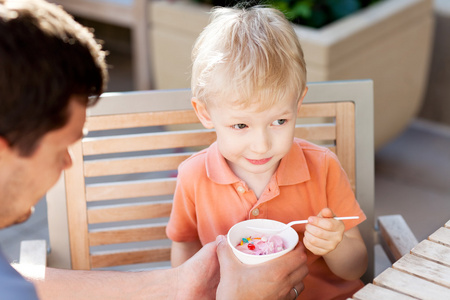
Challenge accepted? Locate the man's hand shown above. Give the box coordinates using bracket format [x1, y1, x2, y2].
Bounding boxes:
[216, 235, 308, 300]
[176, 241, 220, 299]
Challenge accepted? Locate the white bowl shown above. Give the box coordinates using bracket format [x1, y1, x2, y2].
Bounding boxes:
[227, 219, 299, 265]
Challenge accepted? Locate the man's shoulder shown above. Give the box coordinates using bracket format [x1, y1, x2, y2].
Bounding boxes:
[0, 252, 39, 300]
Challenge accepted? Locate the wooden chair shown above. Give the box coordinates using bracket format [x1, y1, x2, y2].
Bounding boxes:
[39, 80, 376, 279]
[48, 0, 152, 90]
[20, 80, 418, 284]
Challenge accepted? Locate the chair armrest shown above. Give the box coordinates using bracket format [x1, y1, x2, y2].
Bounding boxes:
[20, 240, 47, 266]
[377, 215, 418, 263]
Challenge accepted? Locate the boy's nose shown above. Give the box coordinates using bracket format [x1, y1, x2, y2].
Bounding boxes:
[251, 130, 271, 154]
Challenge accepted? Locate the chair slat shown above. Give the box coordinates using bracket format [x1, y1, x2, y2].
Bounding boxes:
[89, 224, 168, 246]
[87, 201, 172, 224]
[86, 179, 177, 202]
[84, 153, 192, 177]
[298, 102, 336, 117]
[91, 247, 171, 268]
[294, 124, 336, 141]
[86, 110, 200, 131]
[82, 130, 217, 155]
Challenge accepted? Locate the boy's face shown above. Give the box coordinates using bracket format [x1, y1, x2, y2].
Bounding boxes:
[193, 90, 306, 182]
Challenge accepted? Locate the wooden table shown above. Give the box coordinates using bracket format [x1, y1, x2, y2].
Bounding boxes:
[351, 219, 450, 300]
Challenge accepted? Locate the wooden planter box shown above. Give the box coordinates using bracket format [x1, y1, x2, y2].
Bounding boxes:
[420, 0, 450, 125]
[148, 0, 434, 149]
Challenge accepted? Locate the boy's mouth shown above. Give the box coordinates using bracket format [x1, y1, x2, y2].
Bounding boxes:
[246, 157, 272, 165]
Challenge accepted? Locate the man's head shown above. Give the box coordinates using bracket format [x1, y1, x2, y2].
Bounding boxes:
[191, 6, 306, 111]
[0, 0, 107, 157]
[0, 0, 107, 228]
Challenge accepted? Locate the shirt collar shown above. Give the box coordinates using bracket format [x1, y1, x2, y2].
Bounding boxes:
[275, 139, 310, 185]
[206, 142, 241, 184]
[206, 139, 310, 185]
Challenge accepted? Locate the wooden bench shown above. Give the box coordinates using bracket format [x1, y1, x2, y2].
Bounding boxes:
[352, 219, 450, 299]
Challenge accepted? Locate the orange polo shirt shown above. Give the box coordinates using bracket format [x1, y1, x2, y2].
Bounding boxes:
[167, 138, 366, 299]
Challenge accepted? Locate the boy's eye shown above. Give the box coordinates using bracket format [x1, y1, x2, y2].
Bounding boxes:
[272, 119, 287, 126]
[232, 123, 247, 129]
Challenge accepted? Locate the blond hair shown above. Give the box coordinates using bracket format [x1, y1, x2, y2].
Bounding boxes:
[191, 6, 306, 110]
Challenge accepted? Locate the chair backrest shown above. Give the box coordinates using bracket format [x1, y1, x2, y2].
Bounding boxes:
[46, 80, 374, 280]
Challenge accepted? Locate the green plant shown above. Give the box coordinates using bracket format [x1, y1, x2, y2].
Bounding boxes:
[194, 0, 384, 28]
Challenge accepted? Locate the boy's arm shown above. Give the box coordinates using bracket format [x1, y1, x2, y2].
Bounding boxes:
[322, 227, 367, 280]
[304, 208, 367, 280]
[171, 240, 203, 267]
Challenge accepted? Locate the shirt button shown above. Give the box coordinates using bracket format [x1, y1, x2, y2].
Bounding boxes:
[252, 208, 260, 216]
[237, 186, 245, 193]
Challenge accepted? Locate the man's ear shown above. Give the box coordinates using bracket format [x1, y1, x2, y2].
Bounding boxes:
[191, 97, 214, 129]
[0, 137, 10, 151]
[0, 137, 11, 158]
[297, 86, 308, 113]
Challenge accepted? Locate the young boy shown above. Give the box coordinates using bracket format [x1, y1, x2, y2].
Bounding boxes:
[166, 6, 368, 299]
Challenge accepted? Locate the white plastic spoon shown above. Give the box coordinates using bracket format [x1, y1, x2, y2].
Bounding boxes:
[246, 216, 359, 234]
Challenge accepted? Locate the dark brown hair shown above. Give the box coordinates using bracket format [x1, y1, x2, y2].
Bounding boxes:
[0, 0, 108, 156]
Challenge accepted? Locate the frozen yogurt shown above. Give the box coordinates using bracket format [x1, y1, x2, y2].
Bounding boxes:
[235, 235, 286, 255]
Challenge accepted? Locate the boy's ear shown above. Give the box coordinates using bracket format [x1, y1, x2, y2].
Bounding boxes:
[297, 86, 308, 113]
[191, 97, 214, 129]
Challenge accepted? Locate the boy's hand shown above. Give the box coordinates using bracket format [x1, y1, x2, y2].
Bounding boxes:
[303, 208, 345, 256]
